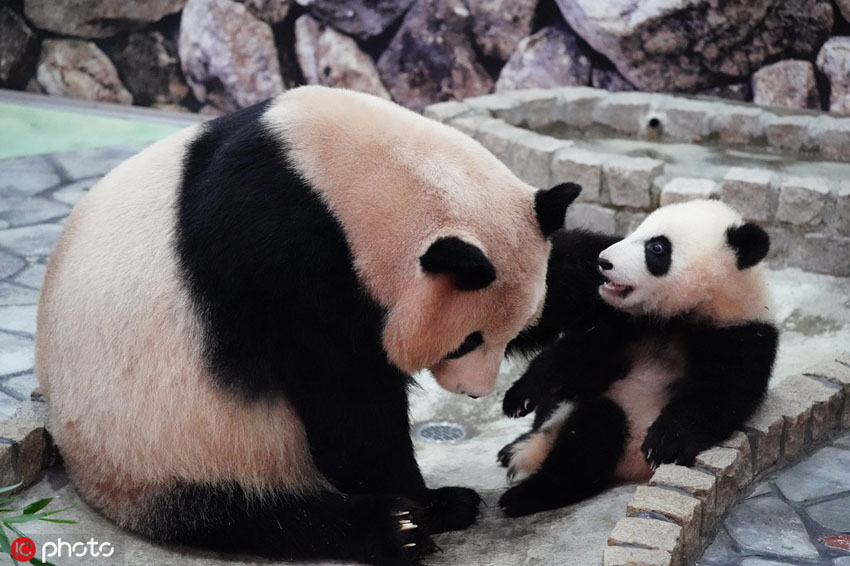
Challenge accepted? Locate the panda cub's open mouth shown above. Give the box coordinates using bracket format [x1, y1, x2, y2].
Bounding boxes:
[600, 276, 634, 298]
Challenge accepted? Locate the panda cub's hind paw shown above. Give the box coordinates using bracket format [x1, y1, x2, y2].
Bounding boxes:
[641, 422, 705, 470]
[497, 432, 531, 468]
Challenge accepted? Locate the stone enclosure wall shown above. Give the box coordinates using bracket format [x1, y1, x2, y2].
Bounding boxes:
[425, 87, 850, 277]
[3, 0, 850, 116]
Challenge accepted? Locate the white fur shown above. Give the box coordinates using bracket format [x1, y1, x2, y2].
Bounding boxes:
[507, 403, 573, 481]
[598, 200, 773, 325]
[511, 199, 774, 484]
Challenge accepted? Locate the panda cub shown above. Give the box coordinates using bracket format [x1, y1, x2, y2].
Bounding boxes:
[497, 199, 778, 517]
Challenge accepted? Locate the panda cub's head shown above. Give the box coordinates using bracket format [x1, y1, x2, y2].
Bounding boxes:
[597, 200, 772, 323]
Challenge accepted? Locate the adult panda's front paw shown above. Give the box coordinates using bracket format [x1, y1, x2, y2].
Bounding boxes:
[424, 486, 482, 534]
[641, 420, 706, 470]
[385, 498, 434, 566]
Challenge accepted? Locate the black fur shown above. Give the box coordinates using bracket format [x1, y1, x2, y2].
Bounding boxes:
[173, 101, 480, 562]
[507, 229, 620, 357]
[419, 236, 496, 291]
[534, 183, 583, 238]
[499, 228, 778, 517]
[727, 222, 770, 270]
[499, 397, 629, 517]
[644, 235, 672, 276]
[445, 331, 483, 359]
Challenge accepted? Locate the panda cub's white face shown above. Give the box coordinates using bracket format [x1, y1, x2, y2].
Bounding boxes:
[597, 200, 772, 323]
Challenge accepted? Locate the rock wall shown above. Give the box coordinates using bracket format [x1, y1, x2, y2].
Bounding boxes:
[1, 0, 850, 115]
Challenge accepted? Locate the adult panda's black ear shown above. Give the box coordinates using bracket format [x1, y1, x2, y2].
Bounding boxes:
[420, 237, 496, 291]
[535, 182, 582, 238]
[727, 222, 770, 270]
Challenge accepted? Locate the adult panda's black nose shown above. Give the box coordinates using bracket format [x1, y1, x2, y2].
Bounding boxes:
[598, 256, 614, 271]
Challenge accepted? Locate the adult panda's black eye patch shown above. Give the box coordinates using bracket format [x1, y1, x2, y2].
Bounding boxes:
[645, 236, 672, 276]
[445, 331, 484, 360]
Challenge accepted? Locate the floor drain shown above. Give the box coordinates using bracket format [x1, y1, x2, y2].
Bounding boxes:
[412, 421, 468, 444]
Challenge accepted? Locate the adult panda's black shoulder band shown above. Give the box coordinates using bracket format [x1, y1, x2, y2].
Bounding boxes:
[535, 183, 582, 238]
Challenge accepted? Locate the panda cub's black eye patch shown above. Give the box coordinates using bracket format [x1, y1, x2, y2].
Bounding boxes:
[445, 331, 483, 360]
[645, 236, 672, 276]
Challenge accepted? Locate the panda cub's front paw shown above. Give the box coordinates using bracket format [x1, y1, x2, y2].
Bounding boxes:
[641, 421, 706, 470]
[502, 380, 538, 418]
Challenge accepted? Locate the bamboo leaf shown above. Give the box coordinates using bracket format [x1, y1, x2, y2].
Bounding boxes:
[22, 499, 52, 515]
[37, 507, 74, 519]
[0, 484, 22, 496]
[37, 519, 76, 524]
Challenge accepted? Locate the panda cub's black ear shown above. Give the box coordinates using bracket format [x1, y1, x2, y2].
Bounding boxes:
[727, 222, 770, 270]
[535, 183, 582, 238]
[420, 237, 496, 291]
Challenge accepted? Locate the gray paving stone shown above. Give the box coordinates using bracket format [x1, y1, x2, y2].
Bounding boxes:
[748, 481, 773, 498]
[0, 304, 37, 335]
[807, 494, 850, 532]
[0, 331, 33, 376]
[1, 372, 37, 402]
[699, 528, 739, 566]
[51, 145, 143, 180]
[834, 557, 850, 565]
[51, 178, 99, 207]
[836, 431, 850, 449]
[0, 170, 61, 197]
[0, 282, 39, 306]
[0, 392, 21, 420]
[775, 447, 850, 502]
[725, 496, 820, 559]
[0, 196, 70, 227]
[0, 224, 63, 257]
[11, 262, 46, 289]
[741, 559, 798, 566]
[0, 250, 25, 280]
[0, 155, 54, 174]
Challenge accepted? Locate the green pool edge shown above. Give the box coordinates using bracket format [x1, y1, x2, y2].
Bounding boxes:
[0, 101, 187, 159]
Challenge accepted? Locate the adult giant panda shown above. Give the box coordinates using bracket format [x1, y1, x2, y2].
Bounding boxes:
[36, 86, 580, 564]
[497, 199, 778, 517]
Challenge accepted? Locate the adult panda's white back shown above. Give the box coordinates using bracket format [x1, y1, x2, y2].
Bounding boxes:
[36, 126, 325, 531]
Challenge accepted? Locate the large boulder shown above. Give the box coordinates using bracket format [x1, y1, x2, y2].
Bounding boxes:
[837, 0, 850, 23]
[817, 37, 850, 115]
[36, 39, 132, 104]
[295, 0, 415, 40]
[751, 60, 820, 111]
[377, 0, 492, 112]
[591, 67, 635, 92]
[0, 6, 39, 89]
[109, 32, 189, 107]
[179, 0, 285, 112]
[554, 0, 833, 92]
[237, 0, 291, 23]
[24, 0, 185, 39]
[467, 0, 537, 62]
[496, 25, 592, 93]
[294, 15, 390, 99]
